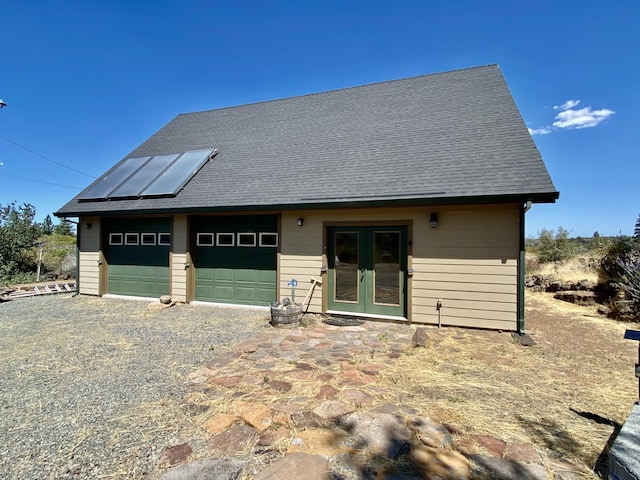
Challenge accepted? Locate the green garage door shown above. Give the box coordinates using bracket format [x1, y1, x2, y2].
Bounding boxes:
[103, 218, 170, 297]
[193, 215, 277, 306]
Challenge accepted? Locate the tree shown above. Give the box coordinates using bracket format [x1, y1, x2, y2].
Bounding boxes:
[40, 215, 54, 235]
[36, 233, 76, 277]
[0, 202, 40, 279]
[536, 227, 575, 263]
[53, 219, 74, 236]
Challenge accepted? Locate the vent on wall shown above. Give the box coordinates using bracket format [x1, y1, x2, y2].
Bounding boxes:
[78, 149, 217, 201]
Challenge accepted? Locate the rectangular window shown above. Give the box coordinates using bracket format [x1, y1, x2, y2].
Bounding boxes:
[238, 232, 256, 247]
[216, 233, 234, 246]
[125, 233, 139, 245]
[197, 233, 215, 246]
[158, 233, 171, 245]
[109, 233, 123, 245]
[141, 233, 156, 245]
[259, 232, 278, 247]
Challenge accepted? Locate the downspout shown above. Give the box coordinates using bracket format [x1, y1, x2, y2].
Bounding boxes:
[517, 201, 532, 334]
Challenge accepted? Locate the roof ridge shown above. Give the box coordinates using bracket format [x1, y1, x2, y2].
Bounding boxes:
[177, 63, 500, 117]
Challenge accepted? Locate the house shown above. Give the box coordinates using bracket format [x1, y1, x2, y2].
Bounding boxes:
[55, 64, 558, 331]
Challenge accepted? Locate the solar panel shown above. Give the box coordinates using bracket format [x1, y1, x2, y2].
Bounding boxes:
[78, 149, 215, 201]
[79, 156, 151, 200]
[140, 149, 214, 197]
[108, 153, 179, 198]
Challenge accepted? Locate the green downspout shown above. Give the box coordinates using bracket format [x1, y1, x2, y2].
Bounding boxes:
[518, 201, 532, 333]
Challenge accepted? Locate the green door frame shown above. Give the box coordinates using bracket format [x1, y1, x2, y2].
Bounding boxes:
[327, 225, 407, 318]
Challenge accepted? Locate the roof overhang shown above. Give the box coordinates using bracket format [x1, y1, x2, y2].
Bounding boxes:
[55, 191, 559, 219]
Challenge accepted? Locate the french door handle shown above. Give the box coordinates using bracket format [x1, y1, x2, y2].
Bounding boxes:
[360, 267, 366, 282]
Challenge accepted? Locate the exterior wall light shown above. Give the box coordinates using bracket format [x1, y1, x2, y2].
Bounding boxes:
[430, 213, 438, 228]
[297, 218, 304, 227]
[84, 222, 92, 230]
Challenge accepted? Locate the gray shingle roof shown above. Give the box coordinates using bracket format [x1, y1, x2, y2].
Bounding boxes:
[56, 64, 558, 217]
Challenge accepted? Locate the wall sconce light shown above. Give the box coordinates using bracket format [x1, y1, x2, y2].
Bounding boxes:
[84, 222, 92, 230]
[297, 218, 304, 227]
[429, 213, 438, 228]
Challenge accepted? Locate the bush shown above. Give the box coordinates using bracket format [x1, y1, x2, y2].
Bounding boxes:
[599, 236, 637, 278]
[536, 227, 575, 264]
[599, 236, 640, 316]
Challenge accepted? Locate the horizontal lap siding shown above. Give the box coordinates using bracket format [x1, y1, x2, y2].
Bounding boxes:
[79, 217, 101, 296]
[412, 206, 519, 330]
[278, 205, 520, 330]
[280, 215, 324, 311]
[79, 252, 100, 295]
[281, 208, 418, 314]
[171, 253, 188, 302]
[171, 216, 188, 302]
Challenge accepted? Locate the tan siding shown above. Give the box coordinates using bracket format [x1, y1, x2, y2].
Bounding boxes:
[412, 281, 517, 295]
[172, 215, 188, 254]
[412, 257, 517, 267]
[170, 252, 188, 302]
[413, 304, 514, 321]
[77, 217, 101, 296]
[79, 216, 100, 252]
[278, 205, 520, 329]
[171, 216, 189, 302]
[413, 296, 516, 312]
[78, 251, 100, 295]
[411, 288, 516, 303]
[412, 313, 516, 330]
[280, 214, 324, 312]
[411, 205, 520, 330]
[413, 272, 515, 284]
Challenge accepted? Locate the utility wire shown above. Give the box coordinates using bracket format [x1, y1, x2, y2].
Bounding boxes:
[0, 173, 82, 190]
[0, 135, 97, 179]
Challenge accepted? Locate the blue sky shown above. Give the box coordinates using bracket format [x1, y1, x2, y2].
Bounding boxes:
[1, 1, 638, 237]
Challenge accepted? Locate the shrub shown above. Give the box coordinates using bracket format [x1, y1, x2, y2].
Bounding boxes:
[599, 236, 637, 279]
[536, 227, 575, 264]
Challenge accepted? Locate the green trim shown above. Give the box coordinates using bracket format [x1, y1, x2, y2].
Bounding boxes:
[55, 192, 559, 218]
[327, 225, 407, 318]
[517, 204, 526, 333]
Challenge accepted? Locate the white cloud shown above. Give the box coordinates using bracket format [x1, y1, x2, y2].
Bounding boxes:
[528, 99, 614, 135]
[552, 106, 615, 129]
[553, 100, 580, 111]
[528, 127, 552, 135]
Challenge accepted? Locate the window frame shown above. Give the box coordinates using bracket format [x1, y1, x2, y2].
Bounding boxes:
[109, 233, 123, 245]
[141, 233, 156, 245]
[124, 233, 139, 245]
[158, 233, 171, 246]
[196, 233, 215, 247]
[216, 232, 235, 247]
[259, 232, 278, 247]
[237, 232, 257, 247]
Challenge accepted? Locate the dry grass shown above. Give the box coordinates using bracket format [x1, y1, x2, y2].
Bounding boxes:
[530, 253, 601, 283]
[380, 292, 638, 475]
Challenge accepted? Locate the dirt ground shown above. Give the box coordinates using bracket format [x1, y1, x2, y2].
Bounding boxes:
[1, 290, 638, 479]
[380, 291, 639, 477]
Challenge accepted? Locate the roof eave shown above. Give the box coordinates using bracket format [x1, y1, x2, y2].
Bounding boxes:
[54, 191, 559, 218]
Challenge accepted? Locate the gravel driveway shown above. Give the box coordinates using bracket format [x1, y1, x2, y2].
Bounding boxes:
[0, 294, 269, 480]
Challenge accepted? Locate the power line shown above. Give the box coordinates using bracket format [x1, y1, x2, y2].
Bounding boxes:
[0, 135, 97, 179]
[0, 173, 82, 190]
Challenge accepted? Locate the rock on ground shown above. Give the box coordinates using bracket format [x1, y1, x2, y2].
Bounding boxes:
[159, 457, 245, 480]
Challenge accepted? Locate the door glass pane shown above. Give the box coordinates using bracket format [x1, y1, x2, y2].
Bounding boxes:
[373, 231, 400, 305]
[334, 232, 359, 302]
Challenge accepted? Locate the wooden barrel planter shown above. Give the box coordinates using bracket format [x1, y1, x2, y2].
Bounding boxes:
[270, 303, 303, 327]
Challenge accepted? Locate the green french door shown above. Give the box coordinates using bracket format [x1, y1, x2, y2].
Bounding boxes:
[327, 226, 407, 318]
